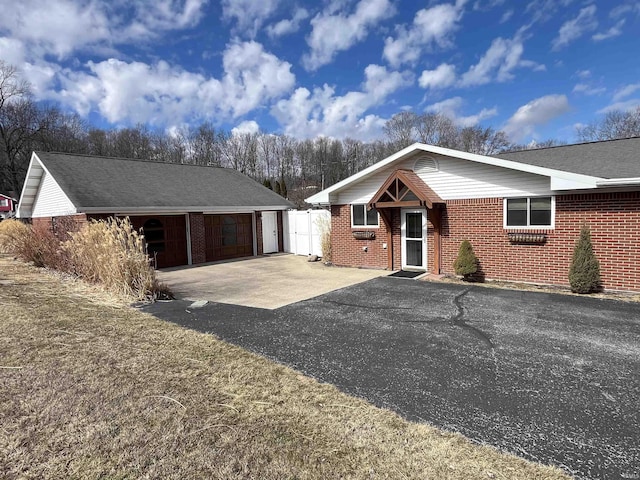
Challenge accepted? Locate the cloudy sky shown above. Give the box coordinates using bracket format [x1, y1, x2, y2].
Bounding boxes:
[1, 0, 638, 144]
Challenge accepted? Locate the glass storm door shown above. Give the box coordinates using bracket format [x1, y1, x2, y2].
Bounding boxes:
[401, 209, 427, 270]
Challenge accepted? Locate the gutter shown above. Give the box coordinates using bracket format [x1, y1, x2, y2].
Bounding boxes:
[596, 177, 640, 187]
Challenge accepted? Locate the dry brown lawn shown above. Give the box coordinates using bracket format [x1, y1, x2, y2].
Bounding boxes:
[0, 255, 572, 479]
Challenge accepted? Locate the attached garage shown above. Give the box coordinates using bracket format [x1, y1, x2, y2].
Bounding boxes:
[204, 213, 253, 262]
[129, 215, 189, 268]
[17, 152, 293, 268]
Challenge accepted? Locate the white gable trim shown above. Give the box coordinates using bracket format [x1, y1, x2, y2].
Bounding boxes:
[17, 152, 77, 218]
[305, 143, 605, 205]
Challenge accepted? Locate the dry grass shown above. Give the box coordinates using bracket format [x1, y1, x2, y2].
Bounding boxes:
[0, 255, 572, 480]
[0, 218, 169, 300]
[315, 214, 332, 263]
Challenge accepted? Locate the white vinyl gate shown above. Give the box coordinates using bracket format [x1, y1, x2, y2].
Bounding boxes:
[284, 209, 330, 257]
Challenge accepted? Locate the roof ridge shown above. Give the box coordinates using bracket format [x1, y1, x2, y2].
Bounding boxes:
[500, 136, 640, 154]
[35, 151, 228, 170]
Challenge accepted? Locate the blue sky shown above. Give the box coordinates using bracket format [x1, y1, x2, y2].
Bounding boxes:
[1, 0, 639, 144]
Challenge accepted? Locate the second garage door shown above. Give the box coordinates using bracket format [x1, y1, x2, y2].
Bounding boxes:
[204, 214, 253, 262]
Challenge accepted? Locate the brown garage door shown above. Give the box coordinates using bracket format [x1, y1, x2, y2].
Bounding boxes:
[129, 215, 188, 268]
[204, 214, 253, 262]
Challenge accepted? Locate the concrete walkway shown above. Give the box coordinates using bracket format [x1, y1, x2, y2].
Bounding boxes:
[157, 254, 388, 309]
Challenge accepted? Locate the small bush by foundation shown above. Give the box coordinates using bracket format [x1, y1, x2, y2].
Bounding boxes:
[569, 224, 601, 294]
[315, 213, 332, 263]
[454, 240, 479, 281]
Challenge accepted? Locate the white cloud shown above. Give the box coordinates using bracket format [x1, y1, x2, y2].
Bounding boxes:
[222, 0, 281, 38]
[266, 8, 309, 38]
[53, 41, 295, 126]
[271, 64, 412, 140]
[572, 83, 606, 96]
[503, 94, 571, 142]
[459, 33, 543, 87]
[425, 96, 498, 127]
[575, 69, 591, 79]
[551, 5, 598, 51]
[232, 120, 261, 135]
[302, 0, 395, 71]
[525, 0, 578, 24]
[383, 1, 466, 68]
[418, 63, 456, 89]
[0, 0, 207, 60]
[592, 19, 625, 41]
[500, 9, 514, 23]
[613, 83, 640, 102]
[598, 99, 640, 113]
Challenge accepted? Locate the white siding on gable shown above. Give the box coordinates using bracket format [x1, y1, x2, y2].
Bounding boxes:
[31, 171, 76, 217]
[336, 153, 551, 204]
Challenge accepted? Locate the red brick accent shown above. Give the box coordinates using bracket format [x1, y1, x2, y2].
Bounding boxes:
[32, 214, 88, 238]
[188, 213, 206, 264]
[256, 212, 264, 255]
[331, 191, 640, 291]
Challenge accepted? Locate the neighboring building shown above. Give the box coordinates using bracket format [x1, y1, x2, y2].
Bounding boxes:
[306, 138, 640, 292]
[0, 193, 17, 220]
[17, 152, 293, 268]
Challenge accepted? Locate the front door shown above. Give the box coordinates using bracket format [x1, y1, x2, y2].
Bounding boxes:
[262, 211, 278, 254]
[401, 209, 427, 270]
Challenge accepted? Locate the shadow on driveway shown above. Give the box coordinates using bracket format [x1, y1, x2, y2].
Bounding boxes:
[142, 278, 640, 480]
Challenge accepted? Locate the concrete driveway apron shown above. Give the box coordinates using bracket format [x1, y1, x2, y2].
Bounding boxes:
[157, 254, 388, 309]
[142, 277, 640, 480]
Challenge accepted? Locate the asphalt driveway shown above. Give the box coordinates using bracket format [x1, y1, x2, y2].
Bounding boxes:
[142, 278, 640, 480]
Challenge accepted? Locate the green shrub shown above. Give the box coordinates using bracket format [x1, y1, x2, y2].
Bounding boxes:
[454, 240, 478, 280]
[569, 224, 600, 294]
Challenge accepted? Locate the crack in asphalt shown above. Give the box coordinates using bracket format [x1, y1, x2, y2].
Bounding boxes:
[451, 287, 495, 349]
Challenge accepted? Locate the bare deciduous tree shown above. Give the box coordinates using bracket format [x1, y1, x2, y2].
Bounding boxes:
[576, 107, 640, 141]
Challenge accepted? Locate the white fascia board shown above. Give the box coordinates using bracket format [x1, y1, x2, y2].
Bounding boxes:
[305, 142, 604, 204]
[596, 177, 640, 187]
[81, 205, 291, 215]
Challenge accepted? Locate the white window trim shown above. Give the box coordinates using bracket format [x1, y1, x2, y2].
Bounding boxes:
[351, 204, 380, 228]
[503, 196, 555, 230]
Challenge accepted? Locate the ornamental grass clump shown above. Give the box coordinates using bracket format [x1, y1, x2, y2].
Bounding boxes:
[0, 219, 31, 255]
[315, 214, 332, 263]
[64, 218, 168, 300]
[454, 239, 479, 281]
[569, 224, 601, 294]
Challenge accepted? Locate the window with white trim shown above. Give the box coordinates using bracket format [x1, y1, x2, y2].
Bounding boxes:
[351, 204, 379, 227]
[0, 199, 8, 207]
[504, 197, 554, 228]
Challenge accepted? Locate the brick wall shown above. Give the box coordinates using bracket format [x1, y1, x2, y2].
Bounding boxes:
[331, 205, 395, 270]
[331, 191, 640, 291]
[256, 212, 263, 256]
[189, 213, 206, 264]
[33, 214, 88, 238]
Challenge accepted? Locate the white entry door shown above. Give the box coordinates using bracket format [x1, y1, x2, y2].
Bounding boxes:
[262, 211, 278, 253]
[401, 209, 427, 270]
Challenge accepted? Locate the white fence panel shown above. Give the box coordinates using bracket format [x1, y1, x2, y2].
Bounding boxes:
[283, 209, 330, 257]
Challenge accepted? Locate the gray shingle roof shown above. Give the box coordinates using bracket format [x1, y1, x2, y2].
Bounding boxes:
[496, 137, 640, 179]
[35, 152, 293, 210]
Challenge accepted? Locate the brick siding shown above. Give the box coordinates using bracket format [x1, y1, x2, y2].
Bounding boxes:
[331, 191, 640, 291]
[188, 213, 206, 264]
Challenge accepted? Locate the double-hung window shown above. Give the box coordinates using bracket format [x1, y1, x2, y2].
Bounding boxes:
[351, 204, 379, 227]
[504, 197, 554, 228]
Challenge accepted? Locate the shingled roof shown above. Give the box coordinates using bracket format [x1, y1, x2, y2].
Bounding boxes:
[27, 152, 293, 212]
[496, 137, 640, 179]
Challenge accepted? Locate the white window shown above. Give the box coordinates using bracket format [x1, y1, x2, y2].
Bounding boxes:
[351, 204, 379, 227]
[0, 199, 8, 207]
[504, 197, 554, 228]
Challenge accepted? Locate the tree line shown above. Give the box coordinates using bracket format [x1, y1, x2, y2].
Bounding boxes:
[2, 60, 639, 207]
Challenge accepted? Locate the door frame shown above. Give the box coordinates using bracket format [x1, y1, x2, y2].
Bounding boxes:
[400, 208, 427, 270]
[262, 211, 279, 254]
